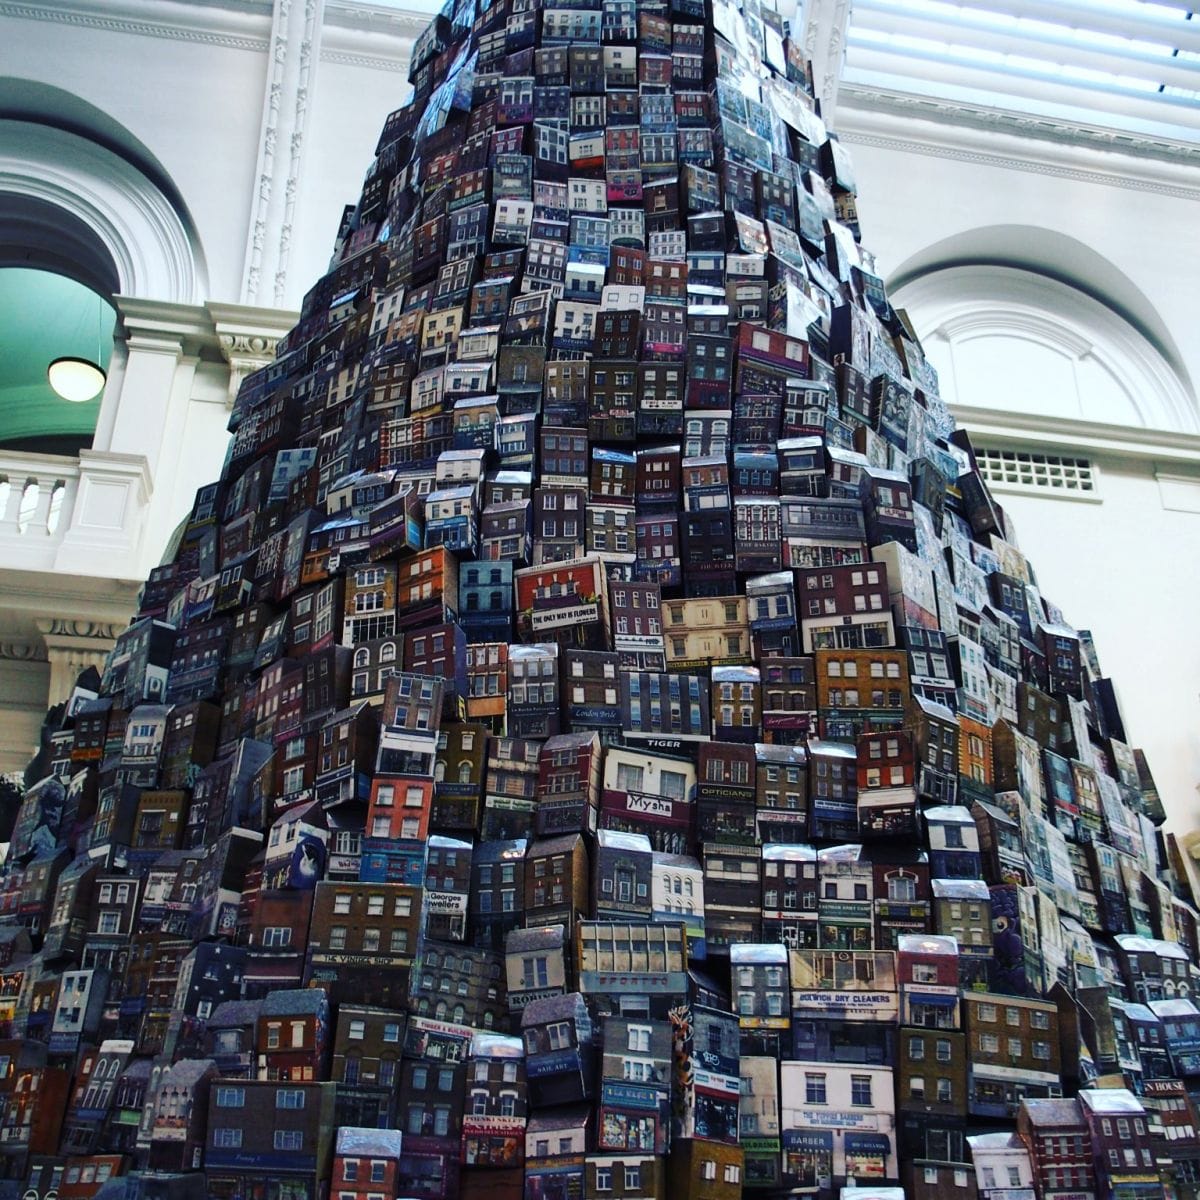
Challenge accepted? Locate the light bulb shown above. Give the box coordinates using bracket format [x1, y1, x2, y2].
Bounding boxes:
[48, 357, 106, 403]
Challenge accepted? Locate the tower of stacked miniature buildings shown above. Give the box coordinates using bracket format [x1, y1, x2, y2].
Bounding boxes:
[2, 0, 1198, 1198]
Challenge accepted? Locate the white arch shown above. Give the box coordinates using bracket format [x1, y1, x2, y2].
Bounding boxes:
[893, 265, 1198, 435]
[0, 119, 205, 304]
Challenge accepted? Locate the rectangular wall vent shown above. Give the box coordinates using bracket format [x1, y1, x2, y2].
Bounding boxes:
[974, 448, 1098, 498]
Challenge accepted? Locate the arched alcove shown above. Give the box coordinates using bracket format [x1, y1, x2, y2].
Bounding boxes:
[892, 264, 1198, 436]
[888, 224, 1192, 395]
[0, 118, 206, 304]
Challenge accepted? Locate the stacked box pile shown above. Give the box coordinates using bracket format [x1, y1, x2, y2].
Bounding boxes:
[3, 0, 1199, 1197]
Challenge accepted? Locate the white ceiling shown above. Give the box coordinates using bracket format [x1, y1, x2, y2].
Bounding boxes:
[842, 0, 1200, 144]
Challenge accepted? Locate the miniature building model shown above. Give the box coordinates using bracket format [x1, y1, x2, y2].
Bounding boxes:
[0, 0, 1193, 1198]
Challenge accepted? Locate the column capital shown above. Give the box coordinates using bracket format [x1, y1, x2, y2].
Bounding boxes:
[34, 618, 122, 707]
[34, 617, 126, 642]
[208, 300, 299, 408]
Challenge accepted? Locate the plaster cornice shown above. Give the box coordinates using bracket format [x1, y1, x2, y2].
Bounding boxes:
[0, 0, 271, 51]
[949, 403, 1200, 468]
[116, 295, 217, 338]
[321, 7, 420, 73]
[113, 296, 298, 371]
[35, 617, 125, 641]
[205, 300, 300, 338]
[0, 639, 47, 663]
[321, 48, 410, 72]
[325, 0, 430, 38]
[207, 299, 299, 408]
[837, 86, 1200, 202]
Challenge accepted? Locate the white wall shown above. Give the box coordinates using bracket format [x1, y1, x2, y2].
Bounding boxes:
[836, 103, 1200, 396]
[297, 55, 415, 291]
[991, 467, 1200, 835]
[838, 98, 1200, 833]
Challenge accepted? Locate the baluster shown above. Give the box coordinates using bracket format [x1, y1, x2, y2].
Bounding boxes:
[29, 476, 59, 536]
[0, 474, 28, 535]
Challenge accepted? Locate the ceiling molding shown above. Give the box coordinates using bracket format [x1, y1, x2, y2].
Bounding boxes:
[0, 568, 140, 652]
[321, 6, 419, 73]
[0, 0, 271, 51]
[34, 616, 124, 641]
[320, 48, 410, 72]
[325, 0, 430, 38]
[837, 85, 1200, 201]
